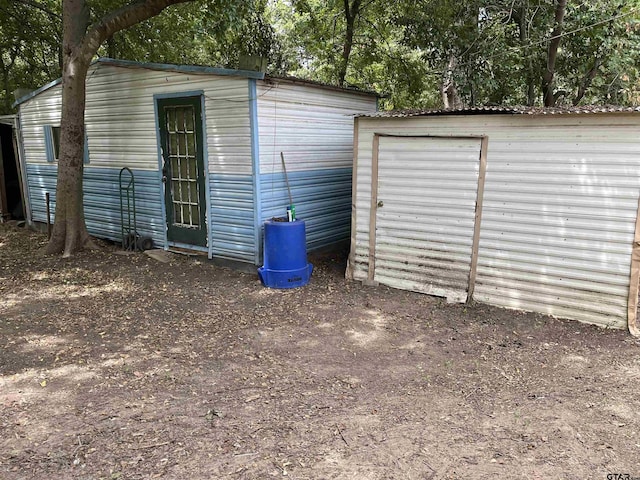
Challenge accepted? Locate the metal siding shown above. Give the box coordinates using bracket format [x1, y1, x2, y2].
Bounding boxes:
[351, 114, 640, 329]
[256, 81, 376, 174]
[19, 63, 252, 175]
[260, 168, 352, 251]
[255, 80, 374, 256]
[19, 85, 62, 165]
[374, 137, 481, 302]
[474, 139, 637, 328]
[209, 174, 255, 262]
[26, 164, 164, 245]
[84, 65, 252, 174]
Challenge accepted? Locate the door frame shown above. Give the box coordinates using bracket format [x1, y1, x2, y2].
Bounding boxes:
[367, 133, 489, 300]
[153, 91, 211, 256]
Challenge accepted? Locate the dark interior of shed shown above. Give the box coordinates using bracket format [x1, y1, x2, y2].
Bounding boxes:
[0, 123, 24, 220]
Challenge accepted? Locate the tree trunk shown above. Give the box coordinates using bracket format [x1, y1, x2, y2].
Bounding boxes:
[46, 0, 92, 256]
[46, 0, 195, 256]
[516, 2, 536, 105]
[542, 0, 567, 107]
[46, 57, 93, 256]
[441, 55, 462, 109]
[337, 0, 361, 86]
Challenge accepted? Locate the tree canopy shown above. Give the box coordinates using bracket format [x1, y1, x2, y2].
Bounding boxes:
[2, 0, 639, 112]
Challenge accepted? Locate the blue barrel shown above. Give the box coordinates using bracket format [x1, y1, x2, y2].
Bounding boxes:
[258, 219, 313, 289]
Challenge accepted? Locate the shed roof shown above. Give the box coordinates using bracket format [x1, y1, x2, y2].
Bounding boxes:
[356, 105, 640, 118]
[13, 57, 379, 107]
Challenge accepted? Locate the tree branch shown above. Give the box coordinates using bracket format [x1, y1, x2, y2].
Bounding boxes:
[12, 0, 61, 19]
[542, 0, 567, 107]
[81, 0, 195, 62]
[573, 58, 602, 106]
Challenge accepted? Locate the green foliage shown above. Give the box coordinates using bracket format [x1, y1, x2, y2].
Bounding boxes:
[0, 0, 61, 113]
[2, 0, 640, 114]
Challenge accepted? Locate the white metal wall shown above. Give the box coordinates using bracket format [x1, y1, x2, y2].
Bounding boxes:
[19, 85, 62, 164]
[20, 64, 252, 175]
[374, 136, 481, 302]
[256, 80, 377, 174]
[350, 114, 640, 329]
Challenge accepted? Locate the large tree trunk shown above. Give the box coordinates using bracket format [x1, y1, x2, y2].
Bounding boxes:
[542, 0, 567, 107]
[46, 0, 195, 256]
[46, 0, 92, 256]
[337, 0, 361, 86]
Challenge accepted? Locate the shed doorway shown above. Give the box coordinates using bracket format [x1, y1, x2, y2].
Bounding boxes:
[370, 135, 486, 302]
[0, 122, 24, 221]
[157, 96, 207, 248]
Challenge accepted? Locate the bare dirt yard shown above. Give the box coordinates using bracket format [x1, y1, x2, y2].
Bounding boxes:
[1, 222, 639, 480]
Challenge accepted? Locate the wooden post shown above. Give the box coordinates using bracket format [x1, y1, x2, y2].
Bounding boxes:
[467, 136, 489, 301]
[45, 192, 52, 239]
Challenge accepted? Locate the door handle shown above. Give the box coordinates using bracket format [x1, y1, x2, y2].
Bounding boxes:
[377, 200, 384, 208]
[162, 176, 168, 183]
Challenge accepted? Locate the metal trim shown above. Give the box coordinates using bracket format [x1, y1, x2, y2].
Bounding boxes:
[347, 117, 359, 280]
[15, 112, 31, 225]
[152, 94, 169, 250]
[200, 94, 213, 259]
[43, 125, 54, 162]
[249, 78, 262, 265]
[367, 134, 380, 281]
[12, 78, 63, 108]
[168, 241, 208, 253]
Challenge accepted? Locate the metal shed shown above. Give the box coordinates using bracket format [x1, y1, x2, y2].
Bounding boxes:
[347, 106, 640, 335]
[14, 58, 377, 264]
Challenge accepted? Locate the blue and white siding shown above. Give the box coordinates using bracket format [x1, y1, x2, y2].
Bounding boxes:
[19, 62, 256, 260]
[18, 60, 378, 264]
[27, 164, 164, 245]
[255, 79, 377, 255]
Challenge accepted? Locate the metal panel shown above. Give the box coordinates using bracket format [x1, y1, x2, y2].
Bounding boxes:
[209, 174, 255, 262]
[256, 81, 377, 174]
[19, 63, 252, 175]
[373, 136, 481, 302]
[350, 114, 640, 329]
[260, 167, 352, 252]
[255, 79, 374, 257]
[26, 164, 164, 245]
[474, 139, 639, 328]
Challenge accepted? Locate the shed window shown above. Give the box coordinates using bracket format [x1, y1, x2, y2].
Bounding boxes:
[43, 125, 90, 164]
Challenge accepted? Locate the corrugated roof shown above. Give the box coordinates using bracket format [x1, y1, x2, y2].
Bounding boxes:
[357, 105, 640, 118]
[264, 75, 379, 98]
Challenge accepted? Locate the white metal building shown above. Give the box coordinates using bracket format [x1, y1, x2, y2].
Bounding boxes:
[347, 106, 640, 335]
[14, 58, 377, 264]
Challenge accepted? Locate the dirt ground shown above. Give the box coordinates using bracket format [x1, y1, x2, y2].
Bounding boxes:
[1, 223, 639, 480]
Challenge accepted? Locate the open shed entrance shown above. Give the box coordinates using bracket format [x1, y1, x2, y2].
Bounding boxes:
[369, 135, 487, 303]
[0, 122, 24, 221]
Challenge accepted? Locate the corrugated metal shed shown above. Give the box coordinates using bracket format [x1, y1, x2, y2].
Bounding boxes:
[16, 58, 378, 266]
[348, 109, 640, 335]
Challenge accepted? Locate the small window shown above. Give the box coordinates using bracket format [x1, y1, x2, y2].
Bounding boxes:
[51, 126, 61, 160]
[43, 125, 90, 164]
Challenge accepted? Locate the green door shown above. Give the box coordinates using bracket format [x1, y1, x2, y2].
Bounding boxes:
[157, 96, 207, 247]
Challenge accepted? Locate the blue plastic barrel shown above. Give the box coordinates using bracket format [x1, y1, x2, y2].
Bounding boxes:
[258, 219, 313, 289]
